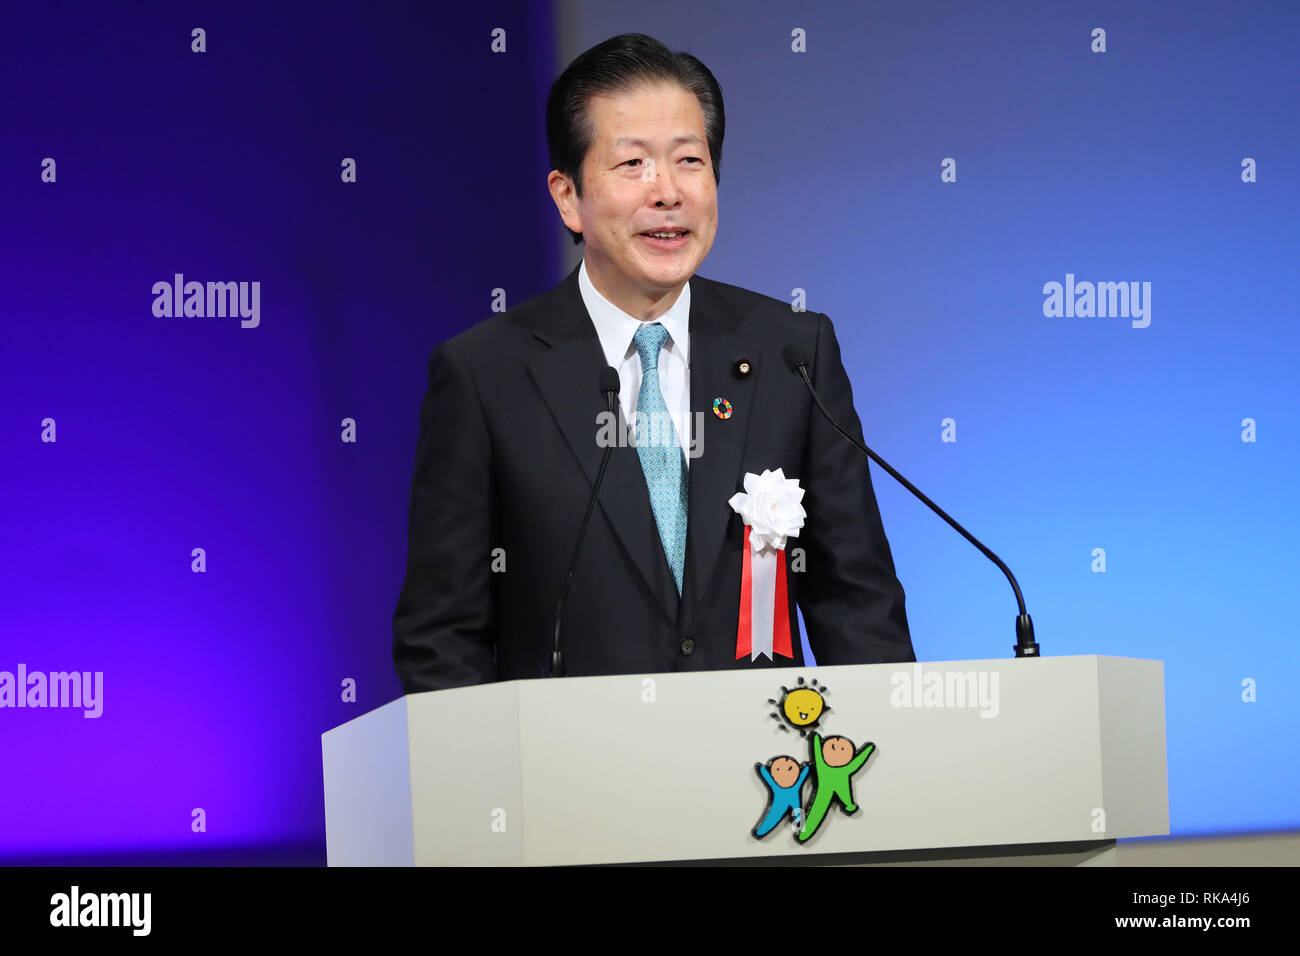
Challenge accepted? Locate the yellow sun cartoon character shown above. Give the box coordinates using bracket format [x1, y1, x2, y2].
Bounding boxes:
[768, 678, 831, 736]
[782, 688, 824, 726]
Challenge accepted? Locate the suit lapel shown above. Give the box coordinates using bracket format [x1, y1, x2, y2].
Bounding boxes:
[526, 265, 681, 624]
[524, 265, 760, 627]
[683, 278, 758, 610]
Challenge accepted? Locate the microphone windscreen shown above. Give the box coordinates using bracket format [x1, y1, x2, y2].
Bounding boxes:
[781, 343, 810, 372]
[599, 366, 621, 396]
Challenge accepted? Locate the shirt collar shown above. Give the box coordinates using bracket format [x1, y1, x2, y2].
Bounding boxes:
[579, 257, 691, 368]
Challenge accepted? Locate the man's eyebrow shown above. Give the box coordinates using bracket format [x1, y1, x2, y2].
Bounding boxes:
[610, 135, 705, 149]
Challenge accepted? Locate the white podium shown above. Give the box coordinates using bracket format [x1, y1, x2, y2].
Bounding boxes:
[322, 655, 1167, 866]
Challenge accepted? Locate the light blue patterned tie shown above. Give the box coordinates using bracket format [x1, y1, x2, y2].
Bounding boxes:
[633, 322, 688, 595]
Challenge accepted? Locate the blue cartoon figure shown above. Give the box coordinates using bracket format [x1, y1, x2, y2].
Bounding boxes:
[752, 755, 810, 838]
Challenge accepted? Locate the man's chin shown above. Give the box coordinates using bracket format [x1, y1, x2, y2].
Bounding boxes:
[635, 256, 698, 290]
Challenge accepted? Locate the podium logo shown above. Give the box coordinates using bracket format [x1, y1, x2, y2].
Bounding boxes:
[0, 664, 103, 718]
[49, 886, 151, 936]
[890, 663, 999, 718]
[751, 676, 876, 846]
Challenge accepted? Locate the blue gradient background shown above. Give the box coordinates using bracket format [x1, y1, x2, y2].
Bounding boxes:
[2, 1, 1295, 863]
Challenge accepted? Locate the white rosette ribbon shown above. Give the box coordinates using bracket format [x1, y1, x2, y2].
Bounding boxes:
[727, 469, 806, 661]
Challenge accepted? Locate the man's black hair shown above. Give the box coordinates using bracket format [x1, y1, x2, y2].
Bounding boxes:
[546, 33, 725, 245]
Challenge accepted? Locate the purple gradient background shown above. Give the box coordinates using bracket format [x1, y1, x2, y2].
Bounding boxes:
[1, 1, 556, 863]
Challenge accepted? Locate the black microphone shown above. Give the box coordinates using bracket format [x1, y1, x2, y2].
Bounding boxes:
[781, 343, 1040, 658]
[550, 366, 622, 677]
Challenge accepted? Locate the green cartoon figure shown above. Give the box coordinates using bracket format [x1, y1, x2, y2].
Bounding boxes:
[796, 732, 875, 843]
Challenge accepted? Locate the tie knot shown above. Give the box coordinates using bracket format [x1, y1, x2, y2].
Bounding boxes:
[633, 322, 670, 371]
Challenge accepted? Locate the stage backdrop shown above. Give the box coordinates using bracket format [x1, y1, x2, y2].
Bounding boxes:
[0, 1, 557, 863]
[1, 0, 1295, 863]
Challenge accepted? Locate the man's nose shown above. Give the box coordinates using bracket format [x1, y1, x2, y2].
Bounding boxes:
[646, 160, 683, 206]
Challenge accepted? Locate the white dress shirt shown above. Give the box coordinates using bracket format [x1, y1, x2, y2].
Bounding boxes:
[578, 258, 692, 469]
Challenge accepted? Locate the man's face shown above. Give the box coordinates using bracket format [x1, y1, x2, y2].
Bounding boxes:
[549, 82, 718, 315]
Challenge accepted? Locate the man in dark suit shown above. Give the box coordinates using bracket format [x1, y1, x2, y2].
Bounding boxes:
[393, 34, 913, 693]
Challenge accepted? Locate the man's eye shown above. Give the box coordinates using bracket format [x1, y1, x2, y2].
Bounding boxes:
[621, 158, 642, 167]
[682, 157, 703, 164]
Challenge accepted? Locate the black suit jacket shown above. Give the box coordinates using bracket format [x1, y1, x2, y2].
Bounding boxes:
[393, 263, 913, 692]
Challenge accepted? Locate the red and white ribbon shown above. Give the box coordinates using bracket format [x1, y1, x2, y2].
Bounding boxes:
[736, 526, 793, 660]
[728, 469, 806, 662]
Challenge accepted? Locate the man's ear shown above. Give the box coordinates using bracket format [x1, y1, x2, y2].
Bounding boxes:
[547, 170, 583, 237]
